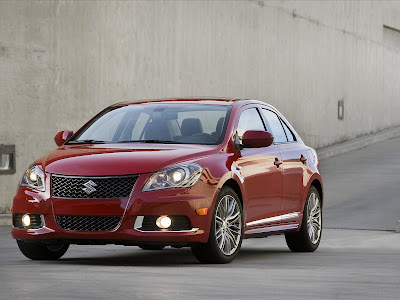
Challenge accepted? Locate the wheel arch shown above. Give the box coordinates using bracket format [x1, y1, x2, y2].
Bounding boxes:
[221, 178, 243, 208]
[300, 174, 323, 215]
[310, 178, 323, 207]
[306, 178, 324, 207]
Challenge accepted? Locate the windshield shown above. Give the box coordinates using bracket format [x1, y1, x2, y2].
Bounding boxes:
[68, 103, 231, 145]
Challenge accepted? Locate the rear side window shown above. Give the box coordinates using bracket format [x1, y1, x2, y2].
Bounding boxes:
[237, 108, 266, 143]
[281, 120, 296, 142]
[261, 109, 287, 143]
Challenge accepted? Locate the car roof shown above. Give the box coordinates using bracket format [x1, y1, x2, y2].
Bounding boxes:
[113, 97, 272, 108]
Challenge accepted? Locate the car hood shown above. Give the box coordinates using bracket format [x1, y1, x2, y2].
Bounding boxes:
[38, 143, 219, 176]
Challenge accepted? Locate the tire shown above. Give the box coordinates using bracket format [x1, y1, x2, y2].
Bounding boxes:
[285, 186, 322, 252]
[191, 186, 243, 264]
[138, 245, 165, 250]
[17, 240, 69, 260]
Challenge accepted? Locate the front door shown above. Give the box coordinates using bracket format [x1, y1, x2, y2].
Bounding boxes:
[234, 107, 283, 227]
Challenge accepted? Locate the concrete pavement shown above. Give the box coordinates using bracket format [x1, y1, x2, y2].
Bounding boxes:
[321, 136, 400, 231]
[0, 226, 399, 299]
[1, 136, 400, 299]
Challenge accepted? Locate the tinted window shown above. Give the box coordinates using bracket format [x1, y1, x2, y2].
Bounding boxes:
[281, 120, 296, 142]
[177, 110, 225, 136]
[79, 109, 126, 141]
[131, 112, 150, 140]
[261, 109, 287, 143]
[237, 108, 265, 143]
[70, 104, 230, 145]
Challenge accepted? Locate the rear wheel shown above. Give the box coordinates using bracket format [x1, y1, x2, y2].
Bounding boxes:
[285, 186, 322, 252]
[17, 240, 69, 260]
[191, 186, 243, 264]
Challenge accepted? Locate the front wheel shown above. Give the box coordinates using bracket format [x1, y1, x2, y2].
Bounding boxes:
[285, 186, 322, 252]
[17, 240, 69, 260]
[191, 186, 243, 264]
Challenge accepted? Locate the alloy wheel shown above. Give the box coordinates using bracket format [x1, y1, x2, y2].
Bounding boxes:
[214, 195, 242, 255]
[307, 191, 322, 244]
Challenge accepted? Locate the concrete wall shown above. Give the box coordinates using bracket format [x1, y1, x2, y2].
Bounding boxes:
[1, 0, 400, 213]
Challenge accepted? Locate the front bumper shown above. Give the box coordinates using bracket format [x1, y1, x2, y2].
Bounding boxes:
[11, 173, 218, 244]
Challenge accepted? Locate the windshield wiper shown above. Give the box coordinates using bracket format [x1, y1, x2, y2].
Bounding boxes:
[67, 139, 107, 144]
[118, 140, 182, 144]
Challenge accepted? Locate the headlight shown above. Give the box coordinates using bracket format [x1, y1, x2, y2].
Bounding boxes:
[143, 163, 203, 192]
[20, 163, 45, 191]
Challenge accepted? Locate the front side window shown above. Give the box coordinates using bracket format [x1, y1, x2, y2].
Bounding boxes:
[236, 108, 266, 144]
[261, 109, 287, 143]
[68, 104, 230, 145]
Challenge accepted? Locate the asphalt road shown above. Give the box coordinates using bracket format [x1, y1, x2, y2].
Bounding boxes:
[1, 137, 400, 299]
[321, 136, 400, 231]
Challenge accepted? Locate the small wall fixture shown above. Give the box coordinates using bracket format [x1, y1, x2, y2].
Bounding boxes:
[338, 99, 344, 120]
[0, 145, 16, 174]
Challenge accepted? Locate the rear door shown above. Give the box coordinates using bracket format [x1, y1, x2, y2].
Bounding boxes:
[260, 108, 307, 219]
[234, 106, 283, 227]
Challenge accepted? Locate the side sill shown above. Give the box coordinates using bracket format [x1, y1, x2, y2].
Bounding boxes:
[244, 223, 299, 236]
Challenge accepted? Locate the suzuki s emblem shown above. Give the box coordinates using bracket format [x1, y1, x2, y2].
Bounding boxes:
[82, 180, 97, 195]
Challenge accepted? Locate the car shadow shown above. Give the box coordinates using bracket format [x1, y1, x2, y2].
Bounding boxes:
[51, 247, 294, 267]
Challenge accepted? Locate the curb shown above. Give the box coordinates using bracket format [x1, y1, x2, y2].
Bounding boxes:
[317, 125, 400, 160]
[0, 214, 11, 226]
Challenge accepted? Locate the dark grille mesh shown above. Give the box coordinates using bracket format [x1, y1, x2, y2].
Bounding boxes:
[51, 175, 138, 199]
[56, 215, 122, 232]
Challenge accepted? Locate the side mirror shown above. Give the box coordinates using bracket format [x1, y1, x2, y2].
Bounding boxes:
[242, 130, 274, 148]
[54, 130, 74, 147]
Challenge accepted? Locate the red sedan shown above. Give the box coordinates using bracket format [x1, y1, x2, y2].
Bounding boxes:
[12, 98, 323, 263]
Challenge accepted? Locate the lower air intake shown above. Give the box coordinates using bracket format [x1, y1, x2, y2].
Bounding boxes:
[56, 215, 122, 232]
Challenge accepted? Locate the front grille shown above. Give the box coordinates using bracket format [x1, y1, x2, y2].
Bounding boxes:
[140, 215, 192, 231]
[13, 214, 43, 229]
[56, 215, 122, 232]
[51, 174, 138, 199]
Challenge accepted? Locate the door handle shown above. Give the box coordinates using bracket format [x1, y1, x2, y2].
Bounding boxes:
[300, 155, 307, 164]
[274, 157, 282, 167]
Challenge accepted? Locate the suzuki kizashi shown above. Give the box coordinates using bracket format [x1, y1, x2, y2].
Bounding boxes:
[12, 98, 323, 263]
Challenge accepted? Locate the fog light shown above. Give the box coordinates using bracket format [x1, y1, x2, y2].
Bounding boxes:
[22, 214, 31, 227]
[156, 216, 172, 229]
